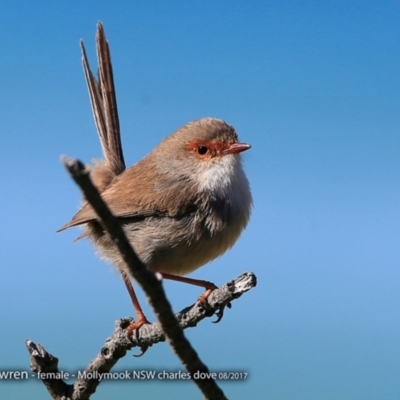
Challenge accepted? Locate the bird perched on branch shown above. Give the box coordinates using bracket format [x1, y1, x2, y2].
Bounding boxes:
[58, 23, 252, 334]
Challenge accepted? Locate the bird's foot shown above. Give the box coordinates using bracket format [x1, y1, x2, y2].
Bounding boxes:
[125, 314, 151, 357]
[197, 284, 231, 323]
[213, 301, 232, 323]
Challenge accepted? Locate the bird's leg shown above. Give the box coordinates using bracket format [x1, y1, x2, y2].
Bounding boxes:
[160, 273, 230, 323]
[120, 272, 150, 335]
[160, 273, 218, 304]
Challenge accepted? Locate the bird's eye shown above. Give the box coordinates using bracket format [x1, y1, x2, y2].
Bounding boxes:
[197, 145, 208, 155]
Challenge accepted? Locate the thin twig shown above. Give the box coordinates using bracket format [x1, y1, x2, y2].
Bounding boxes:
[26, 271, 256, 399]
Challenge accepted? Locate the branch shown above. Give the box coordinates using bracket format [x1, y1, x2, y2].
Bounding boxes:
[26, 272, 256, 400]
[40, 156, 257, 400]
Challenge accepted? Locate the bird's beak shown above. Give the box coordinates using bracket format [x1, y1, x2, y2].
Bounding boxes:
[222, 142, 251, 155]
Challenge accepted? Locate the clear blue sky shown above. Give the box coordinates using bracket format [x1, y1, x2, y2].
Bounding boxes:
[1, 1, 399, 399]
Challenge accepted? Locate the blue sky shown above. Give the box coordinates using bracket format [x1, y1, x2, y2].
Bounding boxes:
[1, 1, 399, 399]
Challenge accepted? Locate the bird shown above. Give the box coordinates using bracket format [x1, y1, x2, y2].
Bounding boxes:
[58, 23, 252, 334]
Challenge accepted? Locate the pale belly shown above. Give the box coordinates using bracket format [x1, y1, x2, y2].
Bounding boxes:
[86, 207, 248, 277]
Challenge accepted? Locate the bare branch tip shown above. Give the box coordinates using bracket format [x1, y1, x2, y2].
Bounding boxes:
[60, 156, 86, 174]
[60, 155, 76, 166]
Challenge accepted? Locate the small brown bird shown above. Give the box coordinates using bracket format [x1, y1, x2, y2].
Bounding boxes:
[58, 23, 252, 333]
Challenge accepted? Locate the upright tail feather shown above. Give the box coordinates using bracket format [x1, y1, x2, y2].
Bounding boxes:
[80, 22, 126, 191]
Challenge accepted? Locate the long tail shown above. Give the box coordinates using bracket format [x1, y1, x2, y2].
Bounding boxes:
[80, 22, 126, 190]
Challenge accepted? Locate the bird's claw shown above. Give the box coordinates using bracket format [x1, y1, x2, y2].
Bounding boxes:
[197, 286, 232, 323]
[212, 301, 231, 323]
[133, 345, 149, 357]
[126, 317, 151, 356]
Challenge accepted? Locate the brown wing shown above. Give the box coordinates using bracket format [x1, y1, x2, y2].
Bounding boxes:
[57, 158, 198, 231]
